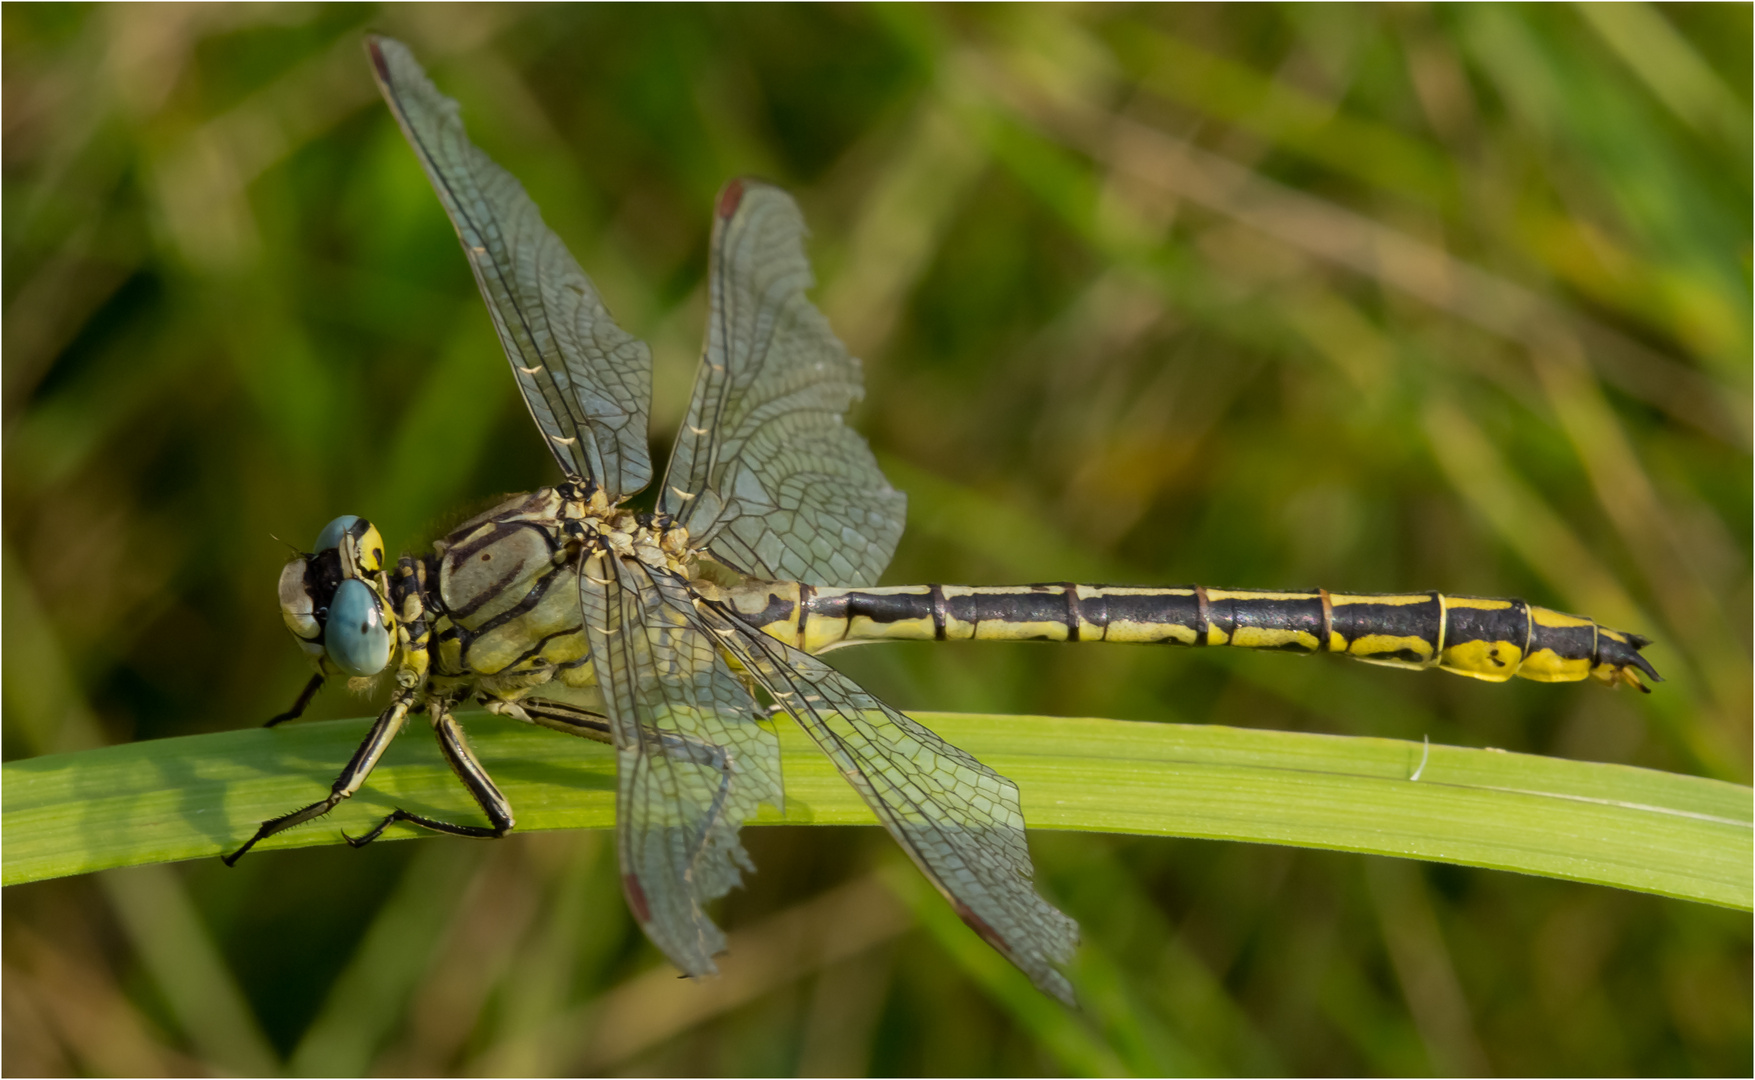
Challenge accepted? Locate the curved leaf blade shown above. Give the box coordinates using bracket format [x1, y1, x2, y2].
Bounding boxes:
[3, 712, 1747, 910]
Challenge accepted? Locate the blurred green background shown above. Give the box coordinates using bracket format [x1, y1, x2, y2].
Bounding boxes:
[4, 4, 1749, 1075]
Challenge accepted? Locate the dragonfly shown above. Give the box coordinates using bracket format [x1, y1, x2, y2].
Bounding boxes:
[226, 36, 1661, 1005]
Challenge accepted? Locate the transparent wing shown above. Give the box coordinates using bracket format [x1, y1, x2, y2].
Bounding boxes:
[577, 551, 782, 975]
[368, 37, 652, 498]
[695, 601, 1079, 1003]
[657, 180, 905, 586]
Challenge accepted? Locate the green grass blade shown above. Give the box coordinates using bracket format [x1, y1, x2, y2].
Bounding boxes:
[4, 712, 1748, 909]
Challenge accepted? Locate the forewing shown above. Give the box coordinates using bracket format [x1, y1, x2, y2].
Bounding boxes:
[695, 602, 1079, 1003]
[578, 551, 783, 975]
[368, 37, 652, 497]
[657, 181, 905, 586]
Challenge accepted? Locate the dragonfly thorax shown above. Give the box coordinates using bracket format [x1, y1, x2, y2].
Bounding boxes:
[405, 486, 701, 697]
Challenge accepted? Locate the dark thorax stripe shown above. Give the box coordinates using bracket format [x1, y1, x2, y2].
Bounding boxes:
[500, 625, 591, 672]
[469, 558, 570, 634]
[441, 521, 564, 622]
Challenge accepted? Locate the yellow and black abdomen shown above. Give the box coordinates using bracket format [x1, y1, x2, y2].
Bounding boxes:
[723, 581, 1660, 690]
[1321, 591, 1657, 687]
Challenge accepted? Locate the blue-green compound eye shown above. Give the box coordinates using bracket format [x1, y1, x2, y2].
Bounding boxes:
[315, 515, 364, 552]
[326, 578, 391, 677]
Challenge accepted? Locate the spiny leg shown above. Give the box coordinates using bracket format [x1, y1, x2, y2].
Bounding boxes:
[488, 695, 614, 745]
[346, 702, 514, 847]
[223, 691, 414, 865]
[266, 673, 325, 727]
[502, 694, 740, 769]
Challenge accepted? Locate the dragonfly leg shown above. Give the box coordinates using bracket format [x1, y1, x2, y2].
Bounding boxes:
[501, 698, 617, 748]
[503, 693, 750, 764]
[346, 703, 514, 847]
[265, 673, 325, 727]
[224, 690, 414, 865]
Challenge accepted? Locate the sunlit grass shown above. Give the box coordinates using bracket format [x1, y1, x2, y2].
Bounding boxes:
[7, 712, 1748, 907]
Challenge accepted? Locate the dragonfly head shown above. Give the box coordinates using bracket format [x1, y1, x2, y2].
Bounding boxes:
[279, 515, 397, 679]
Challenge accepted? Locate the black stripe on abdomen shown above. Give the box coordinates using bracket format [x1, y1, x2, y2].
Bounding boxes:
[1203, 590, 1326, 652]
